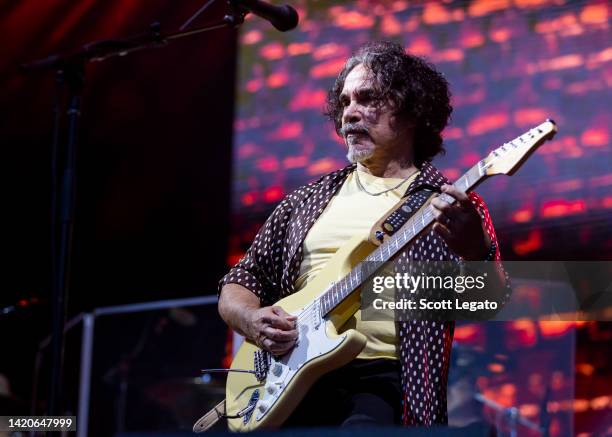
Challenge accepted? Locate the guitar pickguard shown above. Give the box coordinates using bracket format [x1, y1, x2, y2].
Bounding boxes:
[253, 306, 346, 422]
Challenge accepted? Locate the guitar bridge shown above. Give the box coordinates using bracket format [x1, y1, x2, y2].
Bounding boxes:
[253, 350, 271, 382]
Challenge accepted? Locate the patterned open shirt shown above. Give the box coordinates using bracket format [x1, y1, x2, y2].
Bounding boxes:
[219, 161, 509, 426]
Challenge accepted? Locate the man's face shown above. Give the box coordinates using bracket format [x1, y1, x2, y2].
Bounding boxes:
[339, 63, 413, 164]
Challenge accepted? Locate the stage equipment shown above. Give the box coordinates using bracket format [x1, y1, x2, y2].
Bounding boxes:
[232, 0, 298, 31]
[19, 0, 300, 419]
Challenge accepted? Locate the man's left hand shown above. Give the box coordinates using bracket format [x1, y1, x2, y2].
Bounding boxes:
[430, 184, 491, 261]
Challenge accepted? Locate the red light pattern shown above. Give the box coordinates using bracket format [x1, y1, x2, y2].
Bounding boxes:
[231, 0, 611, 261]
[450, 320, 580, 436]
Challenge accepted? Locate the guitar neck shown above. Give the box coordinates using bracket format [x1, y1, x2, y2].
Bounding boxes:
[317, 118, 558, 316]
[319, 162, 486, 317]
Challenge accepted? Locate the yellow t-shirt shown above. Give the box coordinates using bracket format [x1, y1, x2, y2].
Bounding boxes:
[294, 168, 419, 360]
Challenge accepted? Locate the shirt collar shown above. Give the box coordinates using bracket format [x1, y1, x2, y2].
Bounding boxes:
[403, 161, 450, 196]
[342, 161, 449, 196]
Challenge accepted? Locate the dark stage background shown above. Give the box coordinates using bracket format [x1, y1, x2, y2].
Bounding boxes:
[0, 0, 236, 421]
[0, 0, 611, 436]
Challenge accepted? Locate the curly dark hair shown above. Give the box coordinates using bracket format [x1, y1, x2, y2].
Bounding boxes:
[324, 41, 452, 165]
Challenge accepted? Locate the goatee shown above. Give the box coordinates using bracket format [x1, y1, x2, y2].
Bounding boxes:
[346, 146, 374, 163]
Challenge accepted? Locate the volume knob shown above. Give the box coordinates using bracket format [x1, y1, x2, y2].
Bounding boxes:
[271, 362, 283, 377]
[266, 383, 277, 395]
[257, 400, 270, 413]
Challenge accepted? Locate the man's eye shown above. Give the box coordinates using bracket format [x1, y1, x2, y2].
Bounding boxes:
[360, 93, 375, 104]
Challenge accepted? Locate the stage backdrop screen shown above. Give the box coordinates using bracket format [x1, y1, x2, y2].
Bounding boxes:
[230, 0, 611, 262]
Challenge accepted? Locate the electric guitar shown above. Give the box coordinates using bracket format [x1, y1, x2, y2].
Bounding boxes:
[215, 120, 557, 431]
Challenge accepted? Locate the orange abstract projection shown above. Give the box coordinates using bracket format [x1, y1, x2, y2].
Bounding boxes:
[467, 113, 510, 135]
[468, 0, 510, 17]
[259, 42, 285, 60]
[405, 36, 433, 56]
[266, 121, 303, 141]
[422, 3, 465, 24]
[580, 3, 609, 24]
[263, 186, 284, 203]
[509, 320, 537, 348]
[310, 58, 347, 78]
[332, 10, 375, 29]
[453, 323, 484, 344]
[460, 28, 485, 48]
[232, 0, 611, 263]
[514, 230, 543, 255]
[512, 207, 534, 223]
[266, 72, 289, 88]
[241, 191, 257, 207]
[287, 42, 312, 56]
[289, 88, 327, 111]
[380, 14, 402, 35]
[490, 27, 512, 43]
[242, 30, 262, 45]
[581, 127, 609, 147]
[431, 48, 464, 63]
[307, 158, 343, 176]
[527, 54, 584, 74]
[256, 157, 279, 173]
[312, 43, 349, 60]
[541, 199, 586, 218]
[513, 108, 550, 126]
[539, 321, 577, 337]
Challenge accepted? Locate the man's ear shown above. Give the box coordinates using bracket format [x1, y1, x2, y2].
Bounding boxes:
[390, 113, 416, 134]
[391, 109, 414, 124]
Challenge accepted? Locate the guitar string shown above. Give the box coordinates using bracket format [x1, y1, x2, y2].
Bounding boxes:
[286, 129, 548, 328]
[293, 177, 478, 327]
[293, 207, 443, 328]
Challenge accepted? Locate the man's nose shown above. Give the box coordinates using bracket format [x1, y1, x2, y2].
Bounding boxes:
[342, 101, 361, 125]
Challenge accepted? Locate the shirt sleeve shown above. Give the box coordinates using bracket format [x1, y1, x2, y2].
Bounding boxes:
[469, 191, 512, 306]
[218, 196, 293, 306]
[469, 192, 502, 261]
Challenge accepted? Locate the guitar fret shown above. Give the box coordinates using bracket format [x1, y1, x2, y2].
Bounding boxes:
[319, 149, 496, 316]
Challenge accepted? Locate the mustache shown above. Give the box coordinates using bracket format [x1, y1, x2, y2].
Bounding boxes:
[340, 123, 370, 137]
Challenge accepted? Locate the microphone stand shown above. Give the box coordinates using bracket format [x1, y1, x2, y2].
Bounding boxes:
[474, 393, 543, 436]
[20, 2, 247, 420]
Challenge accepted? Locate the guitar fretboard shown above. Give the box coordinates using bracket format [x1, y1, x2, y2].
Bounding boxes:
[317, 119, 557, 317]
[318, 162, 485, 317]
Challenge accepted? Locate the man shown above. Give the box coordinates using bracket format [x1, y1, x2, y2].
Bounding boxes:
[218, 41, 508, 427]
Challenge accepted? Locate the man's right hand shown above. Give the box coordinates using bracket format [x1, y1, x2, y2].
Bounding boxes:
[246, 306, 298, 355]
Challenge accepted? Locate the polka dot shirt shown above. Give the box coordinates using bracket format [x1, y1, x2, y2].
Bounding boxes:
[219, 161, 509, 426]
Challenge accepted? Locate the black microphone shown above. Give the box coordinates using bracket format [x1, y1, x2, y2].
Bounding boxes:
[235, 0, 299, 32]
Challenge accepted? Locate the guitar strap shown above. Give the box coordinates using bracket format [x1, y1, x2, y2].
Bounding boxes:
[368, 185, 439, 246]
[193, 400, 226, 433]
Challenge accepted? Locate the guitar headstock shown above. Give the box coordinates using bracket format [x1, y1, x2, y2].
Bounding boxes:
[482, 119, 557, 176]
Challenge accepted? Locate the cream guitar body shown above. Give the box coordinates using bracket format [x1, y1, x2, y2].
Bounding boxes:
[226, 234, 375, 431]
